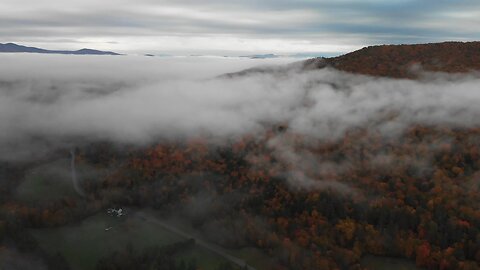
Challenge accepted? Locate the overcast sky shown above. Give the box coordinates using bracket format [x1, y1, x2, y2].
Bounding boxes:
[1, 0, 479, 55]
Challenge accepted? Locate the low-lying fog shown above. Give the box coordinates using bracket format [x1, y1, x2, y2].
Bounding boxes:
[1, 54, 480, 161]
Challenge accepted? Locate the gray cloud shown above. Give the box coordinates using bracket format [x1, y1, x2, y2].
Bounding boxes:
[2, 55, 480, 149]
[1, 0, 479, 54]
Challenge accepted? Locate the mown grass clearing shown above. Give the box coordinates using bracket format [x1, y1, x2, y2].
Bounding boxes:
[16, 158, 79, 203]
[31, 211, 237, 270]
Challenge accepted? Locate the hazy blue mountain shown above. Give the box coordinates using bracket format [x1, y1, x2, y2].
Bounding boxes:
[0, 43, 121, 55]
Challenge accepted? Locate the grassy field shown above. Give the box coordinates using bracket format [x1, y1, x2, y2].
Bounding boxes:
[16, 158, 79, 203]
[177, 247, 235, 270]
[20, 158, 271, 270]
[227, 247, 275, 270]
[20, 159, 256, 270]
[31, 211, 238, 270]
[361, 255, 423, 270]
[146, 211, 274, 270]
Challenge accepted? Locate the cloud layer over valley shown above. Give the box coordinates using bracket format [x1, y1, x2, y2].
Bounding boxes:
[1, 54, 480, 162]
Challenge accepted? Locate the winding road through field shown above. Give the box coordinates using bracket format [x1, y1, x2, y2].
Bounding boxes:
[134, 212, 256, 270]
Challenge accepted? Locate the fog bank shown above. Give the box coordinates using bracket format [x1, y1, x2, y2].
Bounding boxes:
[1, 54, 480, 161]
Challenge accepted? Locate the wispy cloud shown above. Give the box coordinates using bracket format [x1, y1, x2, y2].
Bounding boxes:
[0, 0, 479, 54]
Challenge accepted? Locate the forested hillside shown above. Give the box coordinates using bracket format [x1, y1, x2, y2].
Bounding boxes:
[305, 42, 480, 78]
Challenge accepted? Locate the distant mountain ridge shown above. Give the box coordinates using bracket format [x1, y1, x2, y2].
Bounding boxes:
[0, 42, 120, 55]
[240, 54, 280, 59]
[305, 41, 480, 78]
